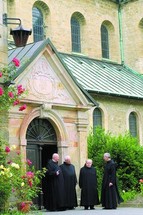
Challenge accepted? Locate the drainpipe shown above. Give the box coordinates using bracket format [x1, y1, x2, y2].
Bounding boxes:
[118, 1, 124, 64]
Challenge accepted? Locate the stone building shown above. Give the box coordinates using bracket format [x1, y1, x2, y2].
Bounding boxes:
[1, 0, 143, 208]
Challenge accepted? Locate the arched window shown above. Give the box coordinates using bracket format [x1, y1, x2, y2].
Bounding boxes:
[71, 17, 81, 53]
[93, 108, 102, 129]
[32, 7, 44, 42]
[129, 112, 137, 137]
[101, 25, 109, 59]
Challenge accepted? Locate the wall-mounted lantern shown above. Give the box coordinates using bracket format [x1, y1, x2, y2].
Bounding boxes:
[3, 13, 32, 47]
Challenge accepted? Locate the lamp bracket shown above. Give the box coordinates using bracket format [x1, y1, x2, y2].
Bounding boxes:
[3, 13, 21, 26]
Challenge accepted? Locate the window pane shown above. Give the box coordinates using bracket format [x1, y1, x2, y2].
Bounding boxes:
[101, 25, 109, 59]
[32, 7, 44, 42]
[129, 112, 137, 137]
[93, 108, 102, 129]
[71, 17, 81, 53]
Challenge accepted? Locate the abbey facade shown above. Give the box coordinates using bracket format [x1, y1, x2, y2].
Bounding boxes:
[0, 0, 143, 206]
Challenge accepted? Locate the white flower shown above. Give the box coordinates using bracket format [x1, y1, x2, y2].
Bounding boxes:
[11, 145, 16, 150]
[21, 182, 25, 187]
[11, 162, 20, 169]
[9, 172, 13, 177]
[0, 171, 5, 175]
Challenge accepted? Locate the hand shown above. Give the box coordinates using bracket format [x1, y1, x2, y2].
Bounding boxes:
[109, 182, 113, 187]
[56, 170, 60, 175]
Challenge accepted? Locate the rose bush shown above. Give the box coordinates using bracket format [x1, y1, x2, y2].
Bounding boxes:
[0, 57, 28, 212]
[0, 57, 27, 111]
[0, 144, 46, 213]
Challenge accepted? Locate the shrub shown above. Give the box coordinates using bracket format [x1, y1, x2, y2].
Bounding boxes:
[0, 144, 46, 213]
[88, 127, 143, 193]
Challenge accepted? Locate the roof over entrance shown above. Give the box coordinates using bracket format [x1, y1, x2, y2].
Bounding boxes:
[8, 39, 143, 101]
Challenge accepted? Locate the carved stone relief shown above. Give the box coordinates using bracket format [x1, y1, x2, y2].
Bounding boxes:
[26, 56, 75, 104]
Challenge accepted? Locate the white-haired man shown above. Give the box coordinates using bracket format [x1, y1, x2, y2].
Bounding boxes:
[101, 152, 123, 209]
[60, 155, 77, 210]
[79, 159, 99, 210]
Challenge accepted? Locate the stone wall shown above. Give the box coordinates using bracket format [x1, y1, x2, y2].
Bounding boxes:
[120, 0, 143, 73]
[90, 93, 143, 145]
[7, 0, 121, 63]
[0, 0, 7, 67]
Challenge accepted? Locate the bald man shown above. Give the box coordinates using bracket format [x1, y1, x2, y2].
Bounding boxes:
[79, 159, 99, 210]
[60, 155, 77, 210]
[45, 153, 65, 211]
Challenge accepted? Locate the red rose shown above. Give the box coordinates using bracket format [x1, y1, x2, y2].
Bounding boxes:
[13, 99, 20, 106]
[17, 85, 25, 95]
[19, 104, 27, 111]
[27, 159, 32, 166]
[12, 58, 20, 67]
[26, 171, 34, 178]
[0, 87, 4, 96]
[8, 91, 14, 98]
[5, 146, 10, 153]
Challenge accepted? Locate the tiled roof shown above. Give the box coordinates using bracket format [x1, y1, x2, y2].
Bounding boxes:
[8, 39, 143, 100]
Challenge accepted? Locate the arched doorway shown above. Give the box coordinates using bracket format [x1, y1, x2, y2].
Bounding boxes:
[26, 117, 57, 209]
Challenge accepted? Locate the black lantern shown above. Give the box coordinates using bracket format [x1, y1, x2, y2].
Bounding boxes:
[3, 13, 32, 47]
[10, 25, 32, 47]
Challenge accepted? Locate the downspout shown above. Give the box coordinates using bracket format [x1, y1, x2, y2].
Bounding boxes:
[118, 1, 124, 64]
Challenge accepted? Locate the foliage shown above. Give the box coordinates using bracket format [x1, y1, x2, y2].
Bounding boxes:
[0, 136, 12, 212]
[121, 190, 137, 202]
[88, 127, 143, 194]
[0, 58, 27, 111]
[7, 145, 45, 201]
[139, 179, 143, 196]
[1, 211, 25, 215]
[0, 144, 46, 212]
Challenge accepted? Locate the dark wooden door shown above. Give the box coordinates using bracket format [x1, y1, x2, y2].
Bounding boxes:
[26, 143, 57, 209]
[26, 117, 57, 209]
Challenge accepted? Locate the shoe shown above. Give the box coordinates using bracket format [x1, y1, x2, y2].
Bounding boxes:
[103, 207, 110, 209]
[68, 207, 74, 210]
[57, 207, 66, 211]
[84, 206, 88, 210]
[90, 207, 95, 210]
[103, 207, 116, 210]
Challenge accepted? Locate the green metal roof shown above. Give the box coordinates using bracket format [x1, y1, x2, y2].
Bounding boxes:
[59, 53, 143, 99]
[8, 39, 143, 101]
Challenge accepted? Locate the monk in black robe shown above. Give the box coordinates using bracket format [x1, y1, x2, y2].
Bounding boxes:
[45, 153, 65, 211]
[101, 152, 123, 209]
[60, 155, 77, 209]
[79, 159, 99, 210]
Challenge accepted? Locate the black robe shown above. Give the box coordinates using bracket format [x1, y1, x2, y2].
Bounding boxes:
[60, 162, 78, 208]
[45, 159, 65, 211]
[79, 165, 99, 207]
[101, 159, 123, 209]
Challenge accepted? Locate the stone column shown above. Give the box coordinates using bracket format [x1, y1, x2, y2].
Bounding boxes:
[57, 141, 68, 164]
[77, 110, 89, 168]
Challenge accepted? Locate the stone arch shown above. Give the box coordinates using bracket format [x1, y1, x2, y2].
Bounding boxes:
[126, 108, 142, 145]
[33, 0, 50, 15]
[101, 20, 116, 60]
[90, 103, 108, 131]
[101, 20, 115, 32]
[20, 106, 68, 148]
[139, 18, 143, 29]
[71, 12, 86, 25]
[32, 1, 50, 39]
[70, 11, 86, 53]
